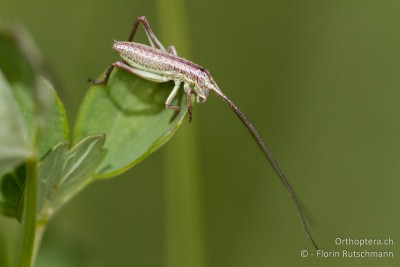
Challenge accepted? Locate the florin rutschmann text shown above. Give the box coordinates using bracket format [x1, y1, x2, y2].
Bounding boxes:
[300, 237, 394, 259]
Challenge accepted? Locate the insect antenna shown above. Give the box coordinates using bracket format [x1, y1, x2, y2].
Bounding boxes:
[212, 86, 319, 250]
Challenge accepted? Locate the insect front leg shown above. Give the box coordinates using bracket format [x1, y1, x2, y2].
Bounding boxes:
[128, 16, 166, 51]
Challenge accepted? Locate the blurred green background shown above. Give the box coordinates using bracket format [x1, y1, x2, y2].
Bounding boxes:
[1, 0, 399, 266]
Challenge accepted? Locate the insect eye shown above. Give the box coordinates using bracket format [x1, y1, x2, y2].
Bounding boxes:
[198, 77, 206, 88]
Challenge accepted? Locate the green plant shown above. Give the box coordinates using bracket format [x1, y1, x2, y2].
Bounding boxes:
[0, 23, 188, 267]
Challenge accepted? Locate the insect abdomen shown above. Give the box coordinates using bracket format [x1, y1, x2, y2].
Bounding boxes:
[113, 41, 202, 82]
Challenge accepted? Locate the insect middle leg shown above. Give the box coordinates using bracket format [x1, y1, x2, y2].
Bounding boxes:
[165, 80, 181, 111]
[165, 81, 193, 122]
[167, 45, 177, 55]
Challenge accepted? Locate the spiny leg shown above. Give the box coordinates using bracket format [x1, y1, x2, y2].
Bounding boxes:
[184, 83, 193, 122]
[128, 17, 177, 55]
[128, 16, 166, 51]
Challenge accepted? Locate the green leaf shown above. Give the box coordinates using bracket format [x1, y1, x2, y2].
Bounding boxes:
[74, 69, 188, 178]
[0, 23, 38, 88]
[3, 132, 102, 220]
[0, 71, 32, 175]
[0, 23, 72, 220]
[0, 76, 70, 219]
[36, 78, 70, 158]
[0, 30, 75, 262]
[0, 23, 45, 145]
[0, 164, 26, 220]
[0, 24, 70, 220]
[37, 134, 106, 221]
[0, 23, 46, 175]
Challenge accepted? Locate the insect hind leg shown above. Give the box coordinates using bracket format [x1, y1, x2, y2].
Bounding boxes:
[88, 64, 115, 85]
[128, 16, 166, 51]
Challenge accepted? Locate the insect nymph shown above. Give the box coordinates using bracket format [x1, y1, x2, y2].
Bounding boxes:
[90, 16, 318, 249]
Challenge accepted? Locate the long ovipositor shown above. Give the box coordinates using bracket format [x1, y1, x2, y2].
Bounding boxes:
[90, 16, 319, 249]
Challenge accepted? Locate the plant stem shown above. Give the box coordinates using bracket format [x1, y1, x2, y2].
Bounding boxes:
[31, 222, 46, 265]
[18, 156, 38, 267]
[156, 1, 206, 267]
